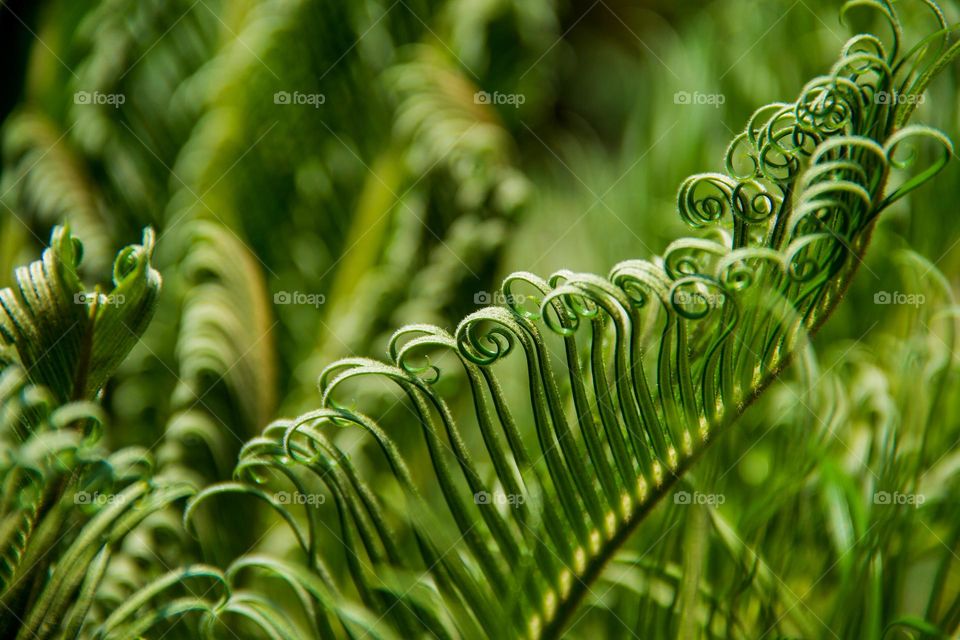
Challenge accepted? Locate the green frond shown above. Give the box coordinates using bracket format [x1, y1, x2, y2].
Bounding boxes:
[160, 6, 959, 639]
[1, 112, 115, 274]
[0, 225, 160, 403]
[1, 1, 958, 638]
[0, 358, 195, 639]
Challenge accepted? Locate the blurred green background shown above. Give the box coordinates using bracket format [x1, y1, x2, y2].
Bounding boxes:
[1, 0, 959, 637]
[2, 0, 957, 414]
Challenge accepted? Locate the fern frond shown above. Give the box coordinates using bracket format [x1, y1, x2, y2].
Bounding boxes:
[160, 6, 959, 639]
[0, 225, 160, 403]
[1, 112, 115, 275]
[0, 359, 195, 639]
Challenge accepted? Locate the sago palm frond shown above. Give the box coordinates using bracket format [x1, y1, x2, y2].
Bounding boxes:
[0, 228, 195, 639]
[93, 4, 955, 639]
[0, 1, 958, 639]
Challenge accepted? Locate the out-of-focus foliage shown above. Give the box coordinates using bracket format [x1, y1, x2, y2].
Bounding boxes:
[0, 0, 958, 638]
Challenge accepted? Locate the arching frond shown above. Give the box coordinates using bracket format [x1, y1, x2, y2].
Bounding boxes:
[165, 6, 959, 639]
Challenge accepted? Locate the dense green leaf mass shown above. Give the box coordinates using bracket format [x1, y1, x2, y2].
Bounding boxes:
[1, 0, 959, 639]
